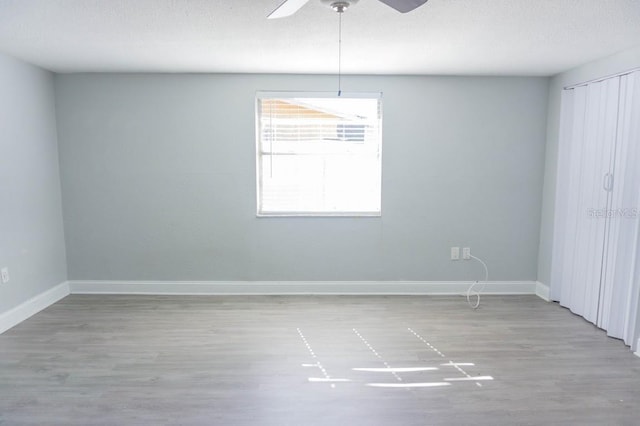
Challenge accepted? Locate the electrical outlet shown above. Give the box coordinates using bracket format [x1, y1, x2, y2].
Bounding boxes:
[463, 247, 471, 260]
[451, 247, 460, 261]
[1, 267, 9, 284]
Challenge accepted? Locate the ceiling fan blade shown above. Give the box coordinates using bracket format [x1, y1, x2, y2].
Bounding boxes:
[268, 0, 312, 19]
[377, 0, 429, 13]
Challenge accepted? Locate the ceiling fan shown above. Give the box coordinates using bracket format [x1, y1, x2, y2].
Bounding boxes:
[268, 0, 430, 19]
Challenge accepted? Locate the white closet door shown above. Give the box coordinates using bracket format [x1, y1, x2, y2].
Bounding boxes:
[554, 87, 591, 312]
[550, 90, 576, 302]
[601, 71, 640, 347]
[552, 77, 620, 324]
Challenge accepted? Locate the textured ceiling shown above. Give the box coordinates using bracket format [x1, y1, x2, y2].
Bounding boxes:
[0, 0, 639, 76]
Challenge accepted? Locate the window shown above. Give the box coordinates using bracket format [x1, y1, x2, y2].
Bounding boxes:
[256, 92, 382, 216]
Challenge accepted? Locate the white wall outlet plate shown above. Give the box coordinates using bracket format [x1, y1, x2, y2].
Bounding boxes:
[451, 247, 460, 260]
[463, 247, 471, 260]
[1, 267, 9, 284]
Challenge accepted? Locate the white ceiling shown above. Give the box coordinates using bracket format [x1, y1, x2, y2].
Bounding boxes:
[1, 0, 639, 76]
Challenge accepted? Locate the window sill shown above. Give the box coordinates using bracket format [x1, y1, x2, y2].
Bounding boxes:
[256, 212, 381, 218]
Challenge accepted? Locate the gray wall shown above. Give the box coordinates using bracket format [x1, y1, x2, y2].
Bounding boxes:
[0, 53, 67, 314]
[537, 45, 640, 286]
[55, 73, 548, 282]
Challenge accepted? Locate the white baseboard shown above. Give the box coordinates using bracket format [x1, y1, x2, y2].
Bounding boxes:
[0, 281, 70, 334]
[535, 281, 551, 301]
[635, 339, 640, 358]
[69, 280, 538, 296]
[0, 280, 539, 334]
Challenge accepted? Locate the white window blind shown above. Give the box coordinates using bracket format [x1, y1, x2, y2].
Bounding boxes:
[256, 92, 382, 216]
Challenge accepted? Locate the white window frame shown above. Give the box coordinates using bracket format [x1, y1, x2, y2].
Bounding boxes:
[255, 91, 383, 217]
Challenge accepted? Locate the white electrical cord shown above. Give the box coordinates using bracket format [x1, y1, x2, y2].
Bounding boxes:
[466, 254, 489, 309]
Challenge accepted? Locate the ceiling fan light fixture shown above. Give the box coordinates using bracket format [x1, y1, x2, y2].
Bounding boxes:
[269, 0, 427, 19]
[332, 2, 349, 13]
[320, 0, 359, 14]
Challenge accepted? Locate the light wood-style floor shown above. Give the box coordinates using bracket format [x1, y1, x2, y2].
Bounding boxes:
[1, 295, 639, 425]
